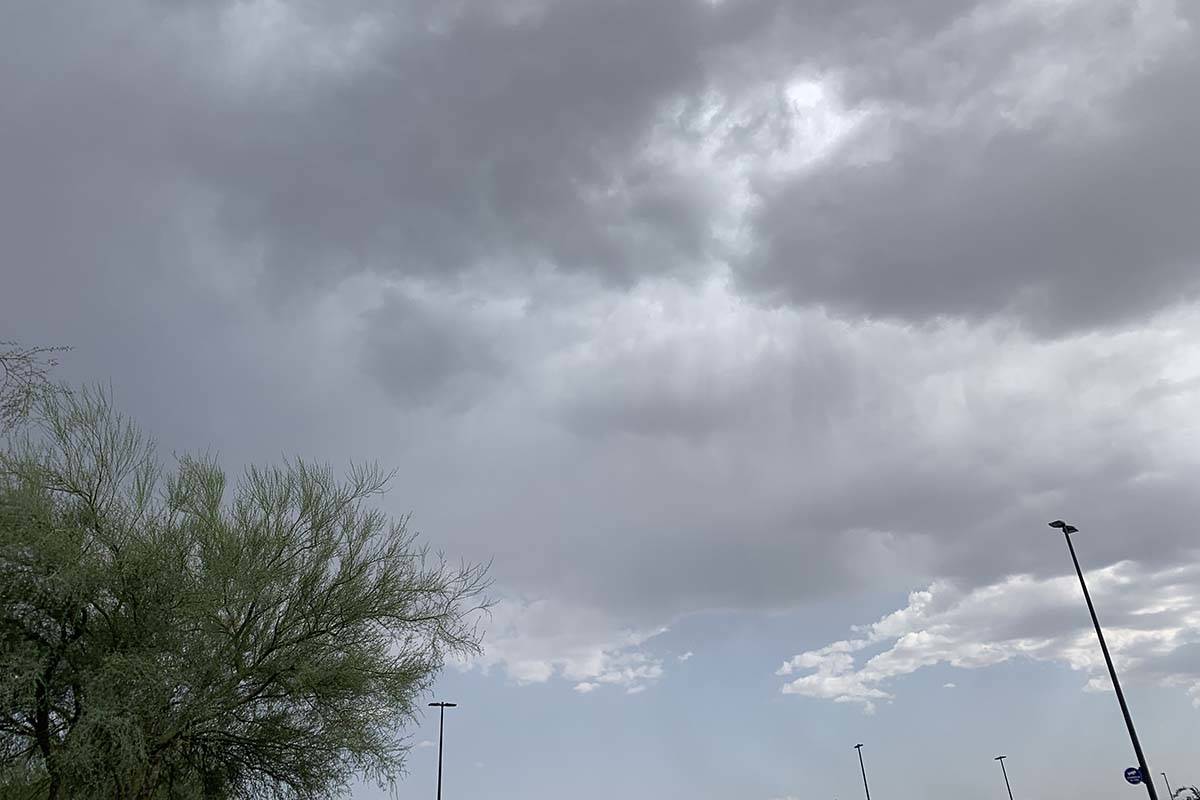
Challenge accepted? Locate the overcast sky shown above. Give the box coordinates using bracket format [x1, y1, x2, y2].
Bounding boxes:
[4, 0, 1200, 797]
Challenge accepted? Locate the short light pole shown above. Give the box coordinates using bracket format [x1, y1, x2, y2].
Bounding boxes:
[1163, 772, 1174, 799]
[854, 743, 871, 800]
[1049, 520, 1157, 800]
[428, 701, 457, 800]
[994, 755, 1014, 800]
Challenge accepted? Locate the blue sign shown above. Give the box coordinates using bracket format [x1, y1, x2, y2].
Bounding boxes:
[1125, 767, 1143, 785]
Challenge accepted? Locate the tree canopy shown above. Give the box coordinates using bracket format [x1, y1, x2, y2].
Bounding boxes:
[0, 387, 489, 799]
[0, 341, 68, 431]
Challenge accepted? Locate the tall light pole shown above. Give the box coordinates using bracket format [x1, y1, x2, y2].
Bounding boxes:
[1049, 520, 1157, 800]
[994, 755, 1014, 800]
[854, 743, 871, 800]
[428, 701, 457, 800]
[1163, 772, 1174, 799]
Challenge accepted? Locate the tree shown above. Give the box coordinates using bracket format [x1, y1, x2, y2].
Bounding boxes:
[0, 342, 68, 431]
[0, 387, 489, 799]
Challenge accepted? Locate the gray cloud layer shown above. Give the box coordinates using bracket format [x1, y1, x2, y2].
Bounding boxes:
[8, 1, 1198, 320]
[4, 0, 1199, 692]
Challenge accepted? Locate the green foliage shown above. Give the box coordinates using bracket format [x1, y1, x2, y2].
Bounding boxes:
[0, 342, 68, 431]
[0, 388, 489, 799]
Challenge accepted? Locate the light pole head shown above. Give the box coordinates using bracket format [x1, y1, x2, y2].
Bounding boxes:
[1048, 520, 1078, 534]
[995, 755, 1007, 761]
[428, 702, 458, 708]
[855, 743, 864, 750]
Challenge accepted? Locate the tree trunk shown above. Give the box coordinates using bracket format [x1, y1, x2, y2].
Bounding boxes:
[34, 666, 61, 800]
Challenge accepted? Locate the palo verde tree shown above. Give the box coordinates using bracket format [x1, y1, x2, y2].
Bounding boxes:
[0, 387, 489, 799]
[0, 341, 68, 431]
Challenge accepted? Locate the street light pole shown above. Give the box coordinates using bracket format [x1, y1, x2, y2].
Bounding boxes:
[854, 744, 871, 800]
[994, 756, 1014, 800]
[1163, 772, 1174, 799]
[428, 701, 458, 800]
[1049, 521, 1157, 800]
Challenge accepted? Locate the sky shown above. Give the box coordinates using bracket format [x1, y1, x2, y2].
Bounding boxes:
[3, 0, 1200, 798]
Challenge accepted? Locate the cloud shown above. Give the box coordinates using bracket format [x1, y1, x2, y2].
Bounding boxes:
[26, 256, 1200, 688]
[15, 0, 1199, 336]
[468, 599, 668, 694]
[168, 0, 739, 288]
[510, 283, 1200, 624]
[778, 561, 1200, 712]
[416, 740, 435, 749]
[5, 0, 1200, 708]
[678, 651, 694, 662]
[746, 0, 1200, 332]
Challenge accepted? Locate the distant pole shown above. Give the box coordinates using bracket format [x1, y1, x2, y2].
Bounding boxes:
[1049, 521, 1158, 800]
[994, 756, 1014, 800]
[429, 701, 458, 800]
[1163, 773, 1174, 799]
[854, 744, 871, 800]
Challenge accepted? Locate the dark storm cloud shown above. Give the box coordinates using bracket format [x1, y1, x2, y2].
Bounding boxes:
[9, 0, 1197, 331]
[149, 0, 734, 286]
[747, 1, 1200, 331]
[2, 0, 722, 305]
[185, 0, 991, 290]
[0, 0, 1000, 296]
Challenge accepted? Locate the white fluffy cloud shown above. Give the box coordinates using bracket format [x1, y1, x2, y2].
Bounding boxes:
[467, 599, 668, 695]
[778, 561, 1200, 712]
